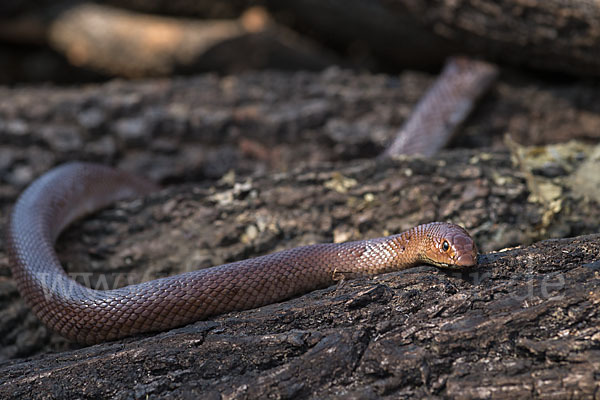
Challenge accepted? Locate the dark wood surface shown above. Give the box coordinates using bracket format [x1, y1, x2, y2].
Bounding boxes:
[1, 68, 599, 398]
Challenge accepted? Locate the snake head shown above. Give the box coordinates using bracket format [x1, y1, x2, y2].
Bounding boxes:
[420, 222, 478, 269]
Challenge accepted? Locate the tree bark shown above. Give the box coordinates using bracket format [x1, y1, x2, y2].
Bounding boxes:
[1, 68, 600, 398]
[387, 0, 600, 76]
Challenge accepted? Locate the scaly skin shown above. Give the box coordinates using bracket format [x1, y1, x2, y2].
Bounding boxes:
[6, 162, 478, 344]
[383, 56, 498, 157]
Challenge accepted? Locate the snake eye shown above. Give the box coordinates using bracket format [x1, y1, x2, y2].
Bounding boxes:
[442, 240, 450, 251]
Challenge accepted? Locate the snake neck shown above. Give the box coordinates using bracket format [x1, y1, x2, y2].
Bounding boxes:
[396, 225, 431, 259]
[341, 229, 426, 277]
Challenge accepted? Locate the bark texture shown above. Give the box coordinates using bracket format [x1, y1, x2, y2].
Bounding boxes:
[5, 0, 600, 80]
[387, 0, 600, 76]
[1, 69, 600, 398]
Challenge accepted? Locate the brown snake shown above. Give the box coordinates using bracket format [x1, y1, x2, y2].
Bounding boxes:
[383, 56, 498, 158]
[6, 162, 478, 344]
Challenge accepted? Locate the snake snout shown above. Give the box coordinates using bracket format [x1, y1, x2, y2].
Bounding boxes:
[447, 227, 478, 267]
[456, 251, 477, 267]
[453, 235, 478, 267]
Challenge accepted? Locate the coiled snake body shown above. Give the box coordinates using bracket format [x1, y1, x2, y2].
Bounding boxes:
[7, 162, 478, 344]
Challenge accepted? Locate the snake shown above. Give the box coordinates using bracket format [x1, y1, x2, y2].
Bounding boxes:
[6, 162, 478, 344]
[383, 56, 498, 158]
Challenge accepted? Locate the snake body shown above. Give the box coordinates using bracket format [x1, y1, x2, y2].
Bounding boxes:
[6, 162, 478, 344]
[383, 57, 498, 157]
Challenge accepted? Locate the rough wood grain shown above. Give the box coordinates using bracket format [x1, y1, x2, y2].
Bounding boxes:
[4, 1, 600, 80]
[387, 0, 600, 76]
[1, 151, 599, 398]
[1, 69, 600, 398]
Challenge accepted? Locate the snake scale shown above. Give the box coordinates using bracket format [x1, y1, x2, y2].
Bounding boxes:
[6, 162, 478, 344]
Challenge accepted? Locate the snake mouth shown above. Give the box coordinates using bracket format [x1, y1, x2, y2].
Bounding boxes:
[426, 261, 456, 269]
[456, 252, 478, 267]
[428, 254, 478, 270]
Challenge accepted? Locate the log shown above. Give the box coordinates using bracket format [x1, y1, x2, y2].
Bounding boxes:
[1, 150, 599, 398]
[1, 68, 600, 398]
[4, 1, 600, 78]
[0, 3, 339, 78]
[387, 0, 600, 76]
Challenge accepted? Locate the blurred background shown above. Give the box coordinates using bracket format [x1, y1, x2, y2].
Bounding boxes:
[4, 0, 598, 84]
[3, 0, 600, 198]
[0, 0, 459, 83]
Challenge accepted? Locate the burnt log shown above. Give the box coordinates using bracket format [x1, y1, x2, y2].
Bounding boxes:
[1, 69, 600, 398]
